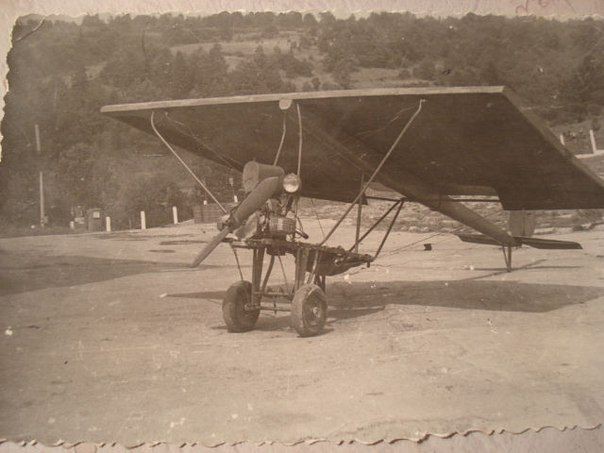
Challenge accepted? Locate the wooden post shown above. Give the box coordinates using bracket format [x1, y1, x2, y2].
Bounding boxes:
[140, 211, 146, 230]
[589, 129, 598, 153]
[172, 206, 178, 224]
[229, 176, 238, 203]
[34, 124, 45, 227]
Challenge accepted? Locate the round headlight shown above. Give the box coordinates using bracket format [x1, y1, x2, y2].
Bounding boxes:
[283, 173, 301, 193]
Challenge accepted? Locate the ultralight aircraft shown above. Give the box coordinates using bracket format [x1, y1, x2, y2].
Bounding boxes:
[102, 87, 604, 336]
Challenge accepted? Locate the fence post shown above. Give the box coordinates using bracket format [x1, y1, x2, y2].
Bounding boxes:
[172, 206, 178, 224]
[589, 129, 597, 153]
[140, 211, 146, 230]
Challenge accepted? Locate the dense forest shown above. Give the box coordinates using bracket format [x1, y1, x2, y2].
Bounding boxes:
[1, 11, 603, 230]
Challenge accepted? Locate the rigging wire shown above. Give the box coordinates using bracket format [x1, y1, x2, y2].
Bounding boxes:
[356, 103, 421, 138]
[379, 207, 506, 258]
[150, 111, 228, 214]
[230, 244, 244, 281]
[343, 208, 508, 279]
[309, 198, 326, 239]
[163, 112, 243, 169]
[319, 99, 426, 247]
[272, 111, 288, 166]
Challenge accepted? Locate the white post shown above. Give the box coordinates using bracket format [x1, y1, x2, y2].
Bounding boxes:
[172, 206, 178, 224]
[140, 211, 146, 230]
[559, 133, 565, 145]
[105, 216, 112, 232]
[34, 124, 45, 227]
[229, 176, 238, 203]
[589, 129, 598, 153]
[69, 221, 75, 230]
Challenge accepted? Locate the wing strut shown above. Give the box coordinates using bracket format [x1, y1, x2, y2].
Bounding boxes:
[301, 109, 517, 248]
[319, 99, 426, 246]
[348, 197, 406, 259]
[150, 111, 228, 214]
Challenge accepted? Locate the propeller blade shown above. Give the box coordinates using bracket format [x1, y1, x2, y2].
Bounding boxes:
[235, 212, 260, 239]
[190, 227, 230, 267]
[190, 175, 283, 267]
[231, 176, 282, 228]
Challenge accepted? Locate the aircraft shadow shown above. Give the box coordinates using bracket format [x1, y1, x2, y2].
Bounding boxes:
[177, 279, 604, 333]
[464, 259, 583, 281]
[325, 280, 603, 314]
[0, 253, 224, 296]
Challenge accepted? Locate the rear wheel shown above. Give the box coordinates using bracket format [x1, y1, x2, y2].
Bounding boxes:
[222, 280, 260, 332]
[291, 284, 327, 337]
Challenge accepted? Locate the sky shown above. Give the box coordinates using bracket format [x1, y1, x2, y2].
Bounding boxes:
[9, 0, 604, 20]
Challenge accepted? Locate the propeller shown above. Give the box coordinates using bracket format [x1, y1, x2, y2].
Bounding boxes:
[191, 176, 283, 267]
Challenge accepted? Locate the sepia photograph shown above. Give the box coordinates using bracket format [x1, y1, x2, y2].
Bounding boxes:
[1, 0, 604, 451]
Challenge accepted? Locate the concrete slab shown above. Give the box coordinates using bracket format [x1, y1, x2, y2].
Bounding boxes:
[0, 222, 603, 444]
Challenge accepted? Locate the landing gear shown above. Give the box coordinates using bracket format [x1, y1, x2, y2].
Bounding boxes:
[291, 284, 327, 337]
[502, 245, 513, 272]
[223, 239, 372, 337]
[222, 280, 260, 332]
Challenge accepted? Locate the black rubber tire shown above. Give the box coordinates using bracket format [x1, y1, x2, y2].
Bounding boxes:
[291, 284, 327, 337]
[222, 280, 260, 333]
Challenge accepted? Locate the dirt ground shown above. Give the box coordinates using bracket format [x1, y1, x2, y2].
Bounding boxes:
[1, 219, 603, 448]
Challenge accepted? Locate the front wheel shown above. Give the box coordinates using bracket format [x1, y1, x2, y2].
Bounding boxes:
[291, 284, 327, 337]
[222, 280, 260, 332]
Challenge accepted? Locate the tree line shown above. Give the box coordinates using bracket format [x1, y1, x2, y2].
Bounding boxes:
[1, 11, 602, 230]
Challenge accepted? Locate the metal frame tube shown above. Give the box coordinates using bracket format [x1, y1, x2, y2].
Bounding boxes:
[354, 174, 365, 253]
[374, 200, 405, 259]
[349, 199, 404, 252]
